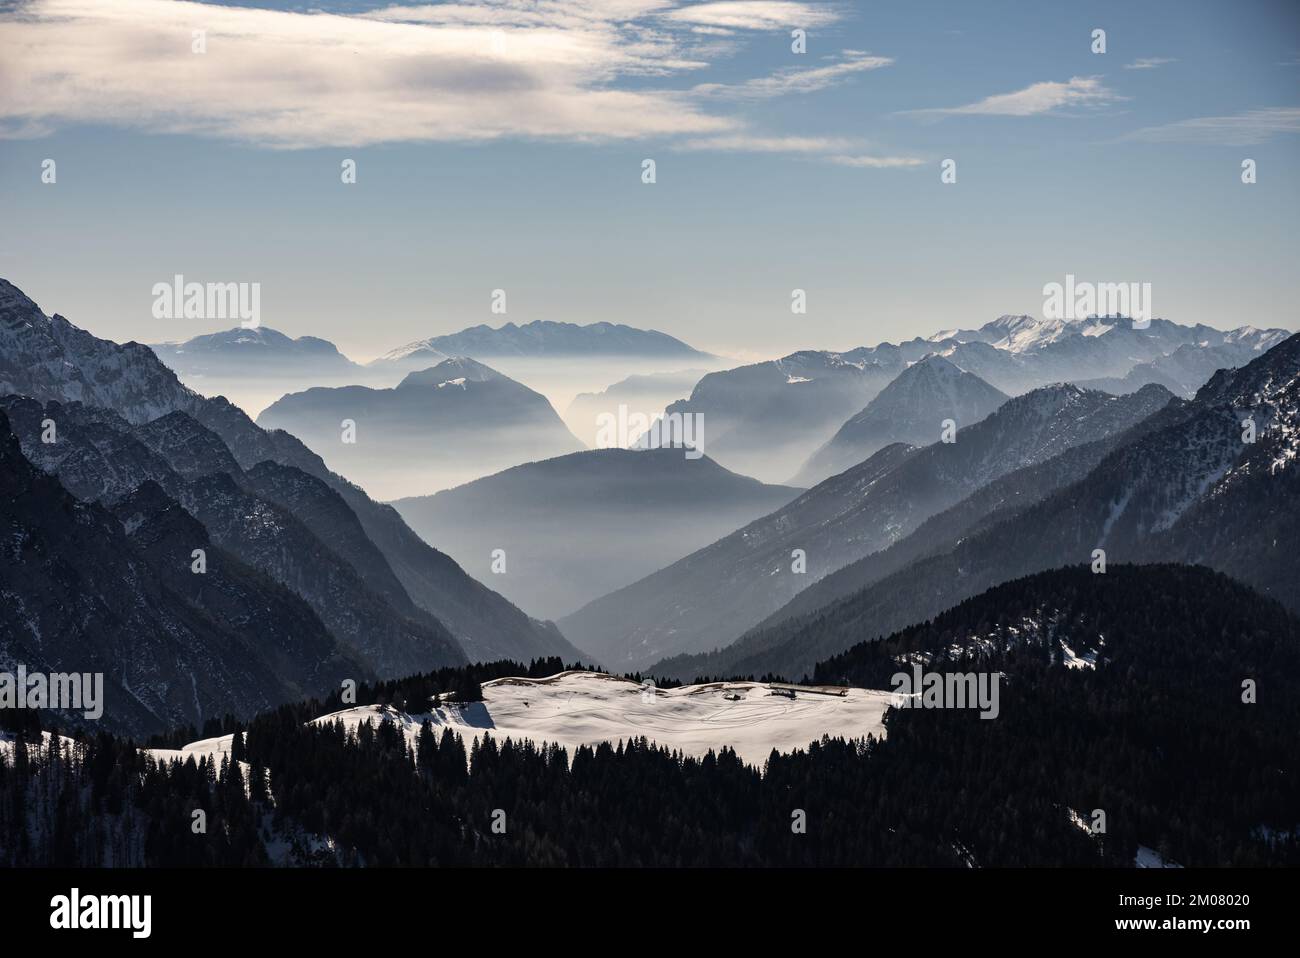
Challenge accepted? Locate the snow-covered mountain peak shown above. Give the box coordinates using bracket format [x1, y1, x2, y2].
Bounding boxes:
[908, 353, 963, 376]
[1, 281, 203, 425]
[1197, 333, 1299, 406]
[0, 278, 43, 318]
[978, 314, 1071, 352]
[397, 356, 502, 388]
[872, 353, 1006, 413]
[376, 338, 450, 363]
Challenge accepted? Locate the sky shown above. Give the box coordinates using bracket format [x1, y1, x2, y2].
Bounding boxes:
[1, 0, 1298, 362]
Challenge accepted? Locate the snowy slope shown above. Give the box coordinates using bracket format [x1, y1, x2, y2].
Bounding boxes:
[149, 671, 894, 770]
[977, 314, 1073, 352]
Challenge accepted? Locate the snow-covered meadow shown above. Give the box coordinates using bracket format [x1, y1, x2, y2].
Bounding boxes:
[147, 671, 894, 770]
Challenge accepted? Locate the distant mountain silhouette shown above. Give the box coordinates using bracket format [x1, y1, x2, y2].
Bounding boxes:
[393, 448, 800, 619]
[0, 277, 576, 665]
[638, 314, 1286, 482]
[660, 334, 1300, 680]
[793, 356, 1008, 486]
[371, 320, 712, 373]
[563, 383, 1173, 671]
[257, 356, 585, 498]
[151, 326, 363, 377]
[563, 369, 706, 447]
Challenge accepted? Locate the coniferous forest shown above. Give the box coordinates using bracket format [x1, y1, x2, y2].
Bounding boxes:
[3, 564, 1296, 868]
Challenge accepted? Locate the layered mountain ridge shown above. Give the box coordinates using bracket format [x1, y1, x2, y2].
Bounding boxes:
[793, 355, 1009, 486]
[257, 356, 585, 498]
[655, 334, 1299, 681]
[0, 410, 362, 737]
[393, 447, 802, 619]
[0, 278, 576, 668]
[562, 382, 1175, 671]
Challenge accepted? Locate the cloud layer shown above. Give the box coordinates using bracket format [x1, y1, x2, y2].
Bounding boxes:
[903, 76, 1121, 118]
[1124, 107, 1300, 145]
[1124, 57, 1177, 70]
[0, 0, 874, 150]
[0, 0, 732, 146]
[692, 50, 893, 98]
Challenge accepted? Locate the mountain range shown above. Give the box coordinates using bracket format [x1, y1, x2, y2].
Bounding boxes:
[151, 327, 364, 379]
[370, 320, 712, 373]
[392, 448, 801, 619]
[562, 382, 1175, 671]
[653, 333, 1300, 681]
[1074, 340, 1275, 397]
[649, 314, 1286, 483]
[0, 279, 579, 683]
[649, 349, 906, 484]
[792, 355, 1009, 486]
[563, 368, 707, 447]
[2, 396, 467, 681]
[0, 408, 363, 738]
[257, 357, 584, 499]
[4, 271, 1296, 742]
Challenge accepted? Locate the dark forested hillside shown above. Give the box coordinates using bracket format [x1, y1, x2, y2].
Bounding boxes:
[0, 410, 361, 738]
[4, 565, 1296, 868]
[0, 279, 574, 665]
[811, 563, 1300, 867]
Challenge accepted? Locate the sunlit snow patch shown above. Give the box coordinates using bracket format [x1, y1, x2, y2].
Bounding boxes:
[147, 671, 894, 771]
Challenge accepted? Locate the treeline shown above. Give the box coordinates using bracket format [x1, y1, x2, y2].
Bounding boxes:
[4, 564, 1298, 867]
[812, 564, 1300, 867]
[4, 702, 1295, 867]
[0, 731, 264, 867]
[143, 657, 586, 749]
[141, 657, 692, 750]
[7, 701, 1295, 869]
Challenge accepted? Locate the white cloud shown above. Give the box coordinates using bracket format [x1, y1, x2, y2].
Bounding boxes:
[826, 154, 925, 168]
[1124, 57, 1177, 70]
[662, 1, 841, 30]
[903, 76, 1121, 117]
[678, 134, 924, 169]
[0, 0, 910, 168]
[1123, 107, 1300, 145]
[693, 50, 893, 98]
[678, 133, 854, 152]
[0, 0, 730, 148]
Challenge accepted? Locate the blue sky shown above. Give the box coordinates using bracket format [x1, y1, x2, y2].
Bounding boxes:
[1, 0, 1297, 360]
